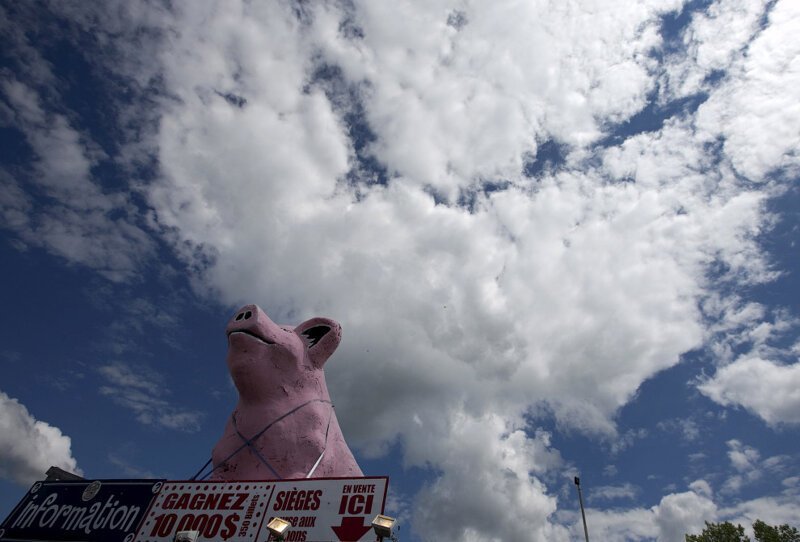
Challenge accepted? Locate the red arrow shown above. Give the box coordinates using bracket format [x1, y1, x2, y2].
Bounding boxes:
[331, 516, 372, 542]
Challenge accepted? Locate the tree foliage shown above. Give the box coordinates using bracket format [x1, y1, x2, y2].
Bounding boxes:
[686, 521, 748, 542]
[753, 520, 800, 542]
[686, 520, 800, 542]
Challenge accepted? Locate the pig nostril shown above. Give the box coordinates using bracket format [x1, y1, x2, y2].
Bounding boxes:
[244, 311, 252, 320]
[235, 313, 244, 321]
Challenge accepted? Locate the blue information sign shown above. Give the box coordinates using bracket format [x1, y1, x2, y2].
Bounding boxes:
[0, 479, 164, 542]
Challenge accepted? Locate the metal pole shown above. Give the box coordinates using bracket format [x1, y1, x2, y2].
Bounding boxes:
[574, 476, 589, 542]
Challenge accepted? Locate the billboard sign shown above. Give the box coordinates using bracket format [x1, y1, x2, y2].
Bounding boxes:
[0, 479, 163, 542]
[133, 477, 388, 542]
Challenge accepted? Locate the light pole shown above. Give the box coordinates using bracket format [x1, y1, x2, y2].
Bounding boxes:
[574, 476, 589, 542]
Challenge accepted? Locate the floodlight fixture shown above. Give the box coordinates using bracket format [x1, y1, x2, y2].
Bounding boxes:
[371, 514, 396, 539]
[173, 531, 199, 542]
[266, 517, 291, 540]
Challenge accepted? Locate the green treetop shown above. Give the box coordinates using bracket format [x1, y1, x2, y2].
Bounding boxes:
[686, 520, 800, 542]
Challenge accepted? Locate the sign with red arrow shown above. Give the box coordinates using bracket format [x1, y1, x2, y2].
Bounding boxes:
[331, 516, 372, 542]
[130, 477, 388, 542]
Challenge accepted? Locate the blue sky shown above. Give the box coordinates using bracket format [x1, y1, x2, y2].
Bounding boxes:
[1, 1, 799, 541]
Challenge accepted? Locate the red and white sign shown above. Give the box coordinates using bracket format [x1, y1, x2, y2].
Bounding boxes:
[133, 478, 388, 542]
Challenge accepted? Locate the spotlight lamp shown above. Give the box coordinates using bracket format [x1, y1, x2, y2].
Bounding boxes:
[173, 532, 199, 542]
[266, 517, 292, 541]
[371, 514, 397, 539]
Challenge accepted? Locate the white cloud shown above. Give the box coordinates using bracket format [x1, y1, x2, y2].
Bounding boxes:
[663, 0, 770, 99]
[3, 0, 799, 540]
[695, 0, 800, 180]
[323, 0, 683, 198]
[569, 485, 717, 542]
[412, 413, 567, 542]
[568, 484, 717, 542]
[658, 417, 701, 442]
[0, 391, 82, 486]
[701, 297, 798, 365]
[781, 476, 800, 495]
[689, 479, 713, 498]
[655, 489, 718, 542]
[575, 483, 800, 542]
[0, 75, 153, 281]
[699, 357, 800, 426]
[590, 483, 639, 502]
[727, 439, 760, 472]
[107, 452, 158, 479]
[97, 361, 203, 432]
[383, 487, 413, 537]
[100, 1, 793, 538]
[609, 428, 650, 454]
[697, 298, 799, 427]
[721, 439, 763, 495]
[720, 496, 800, 537]
[578, 507, 659, 542]
[716, 440, 794, 496]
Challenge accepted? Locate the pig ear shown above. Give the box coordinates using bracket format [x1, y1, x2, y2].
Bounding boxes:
[295, 317, 342, 368]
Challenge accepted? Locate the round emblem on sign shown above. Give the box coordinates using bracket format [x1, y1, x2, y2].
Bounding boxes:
[30, 482, 42, 494]
[0, 528, 6, 537]
[124, 534, 135, 542]
[152, 481, 163, 494]
[82, 481, 102, 502]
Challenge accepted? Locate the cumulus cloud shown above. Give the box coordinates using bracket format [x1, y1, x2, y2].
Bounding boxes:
[2, 0, 799, 539]
[0, 391, 82, 486]
[728, 439, 761, 472]
[721, 439, 763, 495]
[575, 484, 716, 542]
[70, 0, 796, 538]
[579, 507, 658, 541]
[0, 3, 155, 281]
[657, 417, 701, 442]
[663, 0, 770, 99]
[720, 496, 800, 537]
[579, 481, 800, 542]
[655, 488, 718, 541]
[413, 414, 566, 541]
[699, 358, 800, 425]
[0, 78, 153, 281]
[698, 296, 799, 427]
[716, 440, 793, 496]
[695, 0, 800, 180]
[701, 297, 796, 366]
[319, 0, 683, 197]
[98, 361, 203, 432]
[590, 483, 639, 503]
[107, 452, 158, 479]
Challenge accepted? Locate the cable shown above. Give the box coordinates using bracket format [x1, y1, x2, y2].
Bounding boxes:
[190, 399, 334, 481]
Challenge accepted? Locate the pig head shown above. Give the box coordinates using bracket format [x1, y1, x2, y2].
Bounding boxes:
[211, 304, 363, 480]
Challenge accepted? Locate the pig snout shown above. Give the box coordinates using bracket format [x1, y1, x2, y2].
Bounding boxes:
[226, 304, 281, 346]
[233, 308, 254, 322]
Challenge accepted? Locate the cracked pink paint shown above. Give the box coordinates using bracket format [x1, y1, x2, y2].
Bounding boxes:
[211, 304, 363, 480]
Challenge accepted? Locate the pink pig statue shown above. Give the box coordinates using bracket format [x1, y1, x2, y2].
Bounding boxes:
[210, 304, 363, 480]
